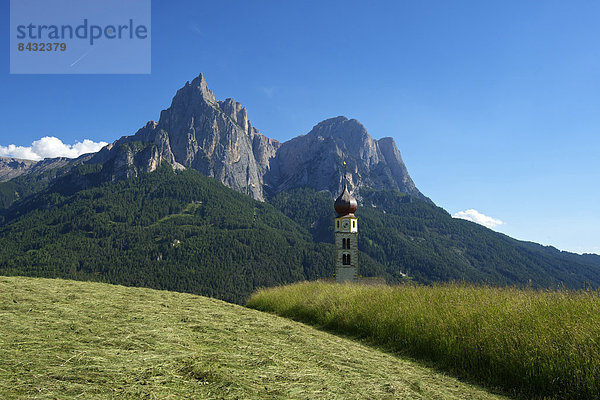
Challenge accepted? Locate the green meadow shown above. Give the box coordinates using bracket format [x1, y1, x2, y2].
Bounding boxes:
[247, 281, 600, 399]
[0, 276, 504, 399]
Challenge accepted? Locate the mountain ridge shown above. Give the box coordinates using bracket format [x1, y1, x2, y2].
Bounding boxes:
[0, 157, 36, 181]
[1, 73, 424, 204]
[0, 156, 70, 182]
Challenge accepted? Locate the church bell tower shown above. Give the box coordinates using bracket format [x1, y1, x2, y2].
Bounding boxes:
[334, 175, 358, 283]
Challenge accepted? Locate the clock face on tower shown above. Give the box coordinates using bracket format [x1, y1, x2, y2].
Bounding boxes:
[341, 219, 350, 232]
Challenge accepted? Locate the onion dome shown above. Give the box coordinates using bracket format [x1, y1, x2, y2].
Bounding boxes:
[334, 176, 357, 216]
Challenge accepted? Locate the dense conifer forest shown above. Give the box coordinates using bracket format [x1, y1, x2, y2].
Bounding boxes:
[272, 188, 600, 288]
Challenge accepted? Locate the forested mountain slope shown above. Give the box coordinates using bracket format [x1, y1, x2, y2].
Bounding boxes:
[0, 166, 387, 303]
[272, 188, 600, 288]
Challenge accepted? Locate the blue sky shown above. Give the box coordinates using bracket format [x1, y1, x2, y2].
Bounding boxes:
[1, 1, 599, 254]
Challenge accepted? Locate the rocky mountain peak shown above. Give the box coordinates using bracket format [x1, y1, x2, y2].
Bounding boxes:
[188, 73, 216, 103]
[89, 74, 280, 201]
[265, 116, 426, 201]
[310, 116, 366, 136]
[306, 116, 380, 167]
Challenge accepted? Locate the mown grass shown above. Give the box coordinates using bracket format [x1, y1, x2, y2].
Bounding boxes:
[0, 276, 505, 399]
[247, 281, 600, 399]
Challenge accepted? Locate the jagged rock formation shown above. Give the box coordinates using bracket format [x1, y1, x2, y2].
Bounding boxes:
[266, 116, 426, 200]
[86, 73, 425, 202]
[90, 74, 279, 201]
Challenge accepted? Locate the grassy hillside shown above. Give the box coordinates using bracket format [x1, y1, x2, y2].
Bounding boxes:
[271, 188, 600, 288]
[248, 281, 600, 399]
[0, 276, 506, 399]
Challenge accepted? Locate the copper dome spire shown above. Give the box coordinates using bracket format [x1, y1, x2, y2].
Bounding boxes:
[334, 176, 357, 217]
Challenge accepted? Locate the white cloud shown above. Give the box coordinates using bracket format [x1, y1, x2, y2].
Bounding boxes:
[452, 209, 504, 229]
[0, 136, 108, 161]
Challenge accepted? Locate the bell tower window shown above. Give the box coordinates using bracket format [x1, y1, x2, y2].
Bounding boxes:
[343, 254, 350, 265]
[342, 238, 350, 249]
[342, 254, 351, 265]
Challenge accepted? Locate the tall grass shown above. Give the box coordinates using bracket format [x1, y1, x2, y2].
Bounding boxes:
[247, 281, 600, 399]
